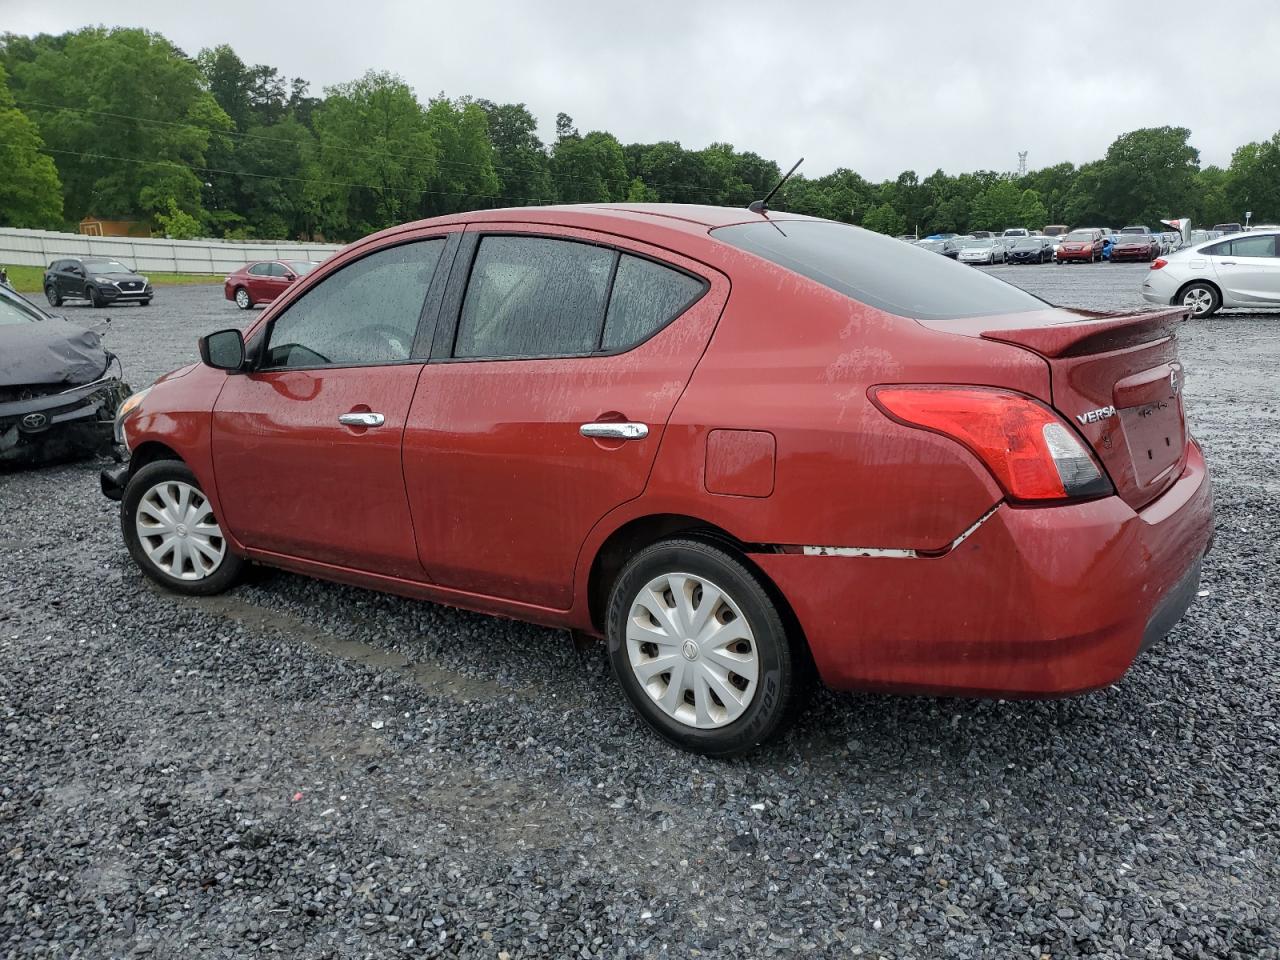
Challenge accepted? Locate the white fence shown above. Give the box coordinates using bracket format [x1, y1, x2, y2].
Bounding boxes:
[0, 228, 343, 275]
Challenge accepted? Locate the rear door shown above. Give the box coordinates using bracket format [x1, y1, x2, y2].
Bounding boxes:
[1213, 233, 1280, 304]
[245, 263, 273, 302]
[403, 224, 728, 609]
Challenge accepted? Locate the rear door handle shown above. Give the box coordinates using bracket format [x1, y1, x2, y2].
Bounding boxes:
[580, 421, 648, 440]
[338, 412, 385, 427]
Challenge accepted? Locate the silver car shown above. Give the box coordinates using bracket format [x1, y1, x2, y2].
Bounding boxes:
[956, 238, 1006, 265]
[1141, 229, 1280, 317]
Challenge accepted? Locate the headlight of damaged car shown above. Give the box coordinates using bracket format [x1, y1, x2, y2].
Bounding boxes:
[113, 386, 151, 446]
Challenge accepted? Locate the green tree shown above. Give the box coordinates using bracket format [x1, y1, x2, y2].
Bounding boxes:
[971, 180, 1022, 230]
[0, 63, 62, 227]
[1094, 126, 1199, 225]
[1226, 134, 1280, 223]
[1016, 188, 1049, 230]
[310, 71, 436, 238]
[861, 202, 905, 235]
[551, 127, 628, 203]
[477, 100, 552, 204]
[11, 27, 229, 223]
[423, 96, 500, 214]
[154, 197, 201, 238]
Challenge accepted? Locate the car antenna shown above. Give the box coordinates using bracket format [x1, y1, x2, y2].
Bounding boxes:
[748, 157, 803, 214]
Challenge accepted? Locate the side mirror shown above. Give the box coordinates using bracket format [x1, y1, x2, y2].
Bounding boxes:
[199, 328, 247, 372]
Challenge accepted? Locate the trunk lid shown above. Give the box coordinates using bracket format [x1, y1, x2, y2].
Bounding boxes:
[927, 307, 1191, 510]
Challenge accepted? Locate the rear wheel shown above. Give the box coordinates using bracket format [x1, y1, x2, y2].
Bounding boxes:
[1179, 282, 1220, 318]
[121, 460, 245, 596]
[234, 287, 252, 310]
[45, 284, 62, 307]
[606, 538, 803, 757]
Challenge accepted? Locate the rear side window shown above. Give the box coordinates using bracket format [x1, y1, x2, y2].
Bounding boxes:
[454, 237, 614, 359]
[603, 255, 706, 350]
[712, 219, 1046, 321]
[1228, 235, 1277, 258]
[249, 263, 271, 276]
[265, 239, 445, 368]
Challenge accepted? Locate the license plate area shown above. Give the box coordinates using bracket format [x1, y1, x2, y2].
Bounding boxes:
[1120, 399, 1183, 487]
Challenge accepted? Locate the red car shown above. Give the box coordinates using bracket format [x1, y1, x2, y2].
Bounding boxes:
[223, 259, 319, 310]
[1110, 228, 1161, 263]
[102, 205, 1213, 756]
[1056, 229, 1104, 263]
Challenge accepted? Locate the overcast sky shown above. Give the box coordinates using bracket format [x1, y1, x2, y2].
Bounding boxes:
[7, 1, 1279, 181]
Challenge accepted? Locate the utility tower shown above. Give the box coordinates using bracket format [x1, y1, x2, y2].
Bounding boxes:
[1017, 151, 1028, 177]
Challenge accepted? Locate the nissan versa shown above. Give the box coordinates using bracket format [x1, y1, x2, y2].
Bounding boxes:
[102, 204, 1214, 756]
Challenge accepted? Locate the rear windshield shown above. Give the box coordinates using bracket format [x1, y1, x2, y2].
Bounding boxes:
[712, 219, 1047, 321]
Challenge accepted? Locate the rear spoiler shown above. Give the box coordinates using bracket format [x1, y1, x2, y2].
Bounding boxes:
[979, 307, 1187, 359]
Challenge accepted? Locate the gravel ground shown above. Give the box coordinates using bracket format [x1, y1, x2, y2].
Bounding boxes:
[2, 264, 1278, 959]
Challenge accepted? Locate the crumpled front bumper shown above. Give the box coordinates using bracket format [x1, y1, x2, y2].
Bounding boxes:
[0, 376, 131, 465]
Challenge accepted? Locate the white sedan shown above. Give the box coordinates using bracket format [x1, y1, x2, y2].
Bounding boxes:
[1142, 229, 1280, 317]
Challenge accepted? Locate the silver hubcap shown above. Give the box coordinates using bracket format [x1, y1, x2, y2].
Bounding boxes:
[135, 480, 226, 580]
[1183, 287, 1213, 315]
[626, 572, 758, 729]
[235, 289, 250, 308]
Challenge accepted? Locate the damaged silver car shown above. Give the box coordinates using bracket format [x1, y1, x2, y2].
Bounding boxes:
[0, 284, 131, 466]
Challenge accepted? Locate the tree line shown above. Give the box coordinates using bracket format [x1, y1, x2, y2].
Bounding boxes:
[1, 27, 1278, 242]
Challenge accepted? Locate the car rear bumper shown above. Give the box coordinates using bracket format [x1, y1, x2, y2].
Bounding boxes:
[753, 440, 1213, 697]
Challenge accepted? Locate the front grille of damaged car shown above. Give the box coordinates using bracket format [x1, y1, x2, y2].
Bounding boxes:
[0, 384, 62, 405]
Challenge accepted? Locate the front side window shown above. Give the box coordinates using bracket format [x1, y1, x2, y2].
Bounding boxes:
[264, 239, 445, 368]
[713, 220, 1046, 321]
[1229, 235, 1277, 258]
[454, 236, 614, 359]
[267, 262, 291, 277]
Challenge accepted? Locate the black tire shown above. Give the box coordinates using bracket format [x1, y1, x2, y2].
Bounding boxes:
[606, 537, 804, 757]
[1178, 281, 1221, 319]
[45, 284, 62, 307]
[88, 284, 105, 308]
[140, 298, 152, 307]
[121, 460, 245, 596]
[234, 286, 253, 310]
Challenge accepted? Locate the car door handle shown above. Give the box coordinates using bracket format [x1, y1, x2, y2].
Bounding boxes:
[338, 412, 385, 427]
[1219, 261, 1236, 266]
[580, 421, 648, 440]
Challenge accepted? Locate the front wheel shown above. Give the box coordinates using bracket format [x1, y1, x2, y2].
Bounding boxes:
[234, 287, 252, 310]
[87, 285, 105, 308]
[1180, 282, 1221, 318]
[121, 460, 245, 596]
[45, 284, 62, 307]
[606, 538, 803, 757]
[139, 298, 152, 307]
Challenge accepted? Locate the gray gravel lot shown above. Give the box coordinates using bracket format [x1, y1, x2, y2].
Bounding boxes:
[2, 262, 1279, 959]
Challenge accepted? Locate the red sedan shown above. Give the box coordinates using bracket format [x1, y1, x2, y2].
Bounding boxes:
[1056, 229, 1104, 263]
[102, 205, 1213, 756]
[223, 259, 319, 309]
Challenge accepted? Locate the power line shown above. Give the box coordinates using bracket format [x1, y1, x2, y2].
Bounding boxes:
[0, 140, 556, 206]
[13, 96, 735, 202]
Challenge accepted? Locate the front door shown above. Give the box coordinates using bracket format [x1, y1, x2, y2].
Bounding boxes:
[211, 236, 453, 578]
[403, 225, 728, 609]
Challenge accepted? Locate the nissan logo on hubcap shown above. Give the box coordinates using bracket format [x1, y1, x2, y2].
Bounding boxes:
[20, 412, 48, 430]
[681, 640, 699, 661]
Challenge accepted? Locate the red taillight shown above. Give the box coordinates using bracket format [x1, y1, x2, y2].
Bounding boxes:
[872, 386, 1112, 502]
[1151, 258, 1168, 270]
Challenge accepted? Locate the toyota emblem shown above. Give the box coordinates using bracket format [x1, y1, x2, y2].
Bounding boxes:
[20, 412, 48, 430]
